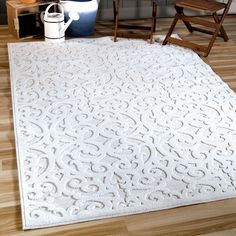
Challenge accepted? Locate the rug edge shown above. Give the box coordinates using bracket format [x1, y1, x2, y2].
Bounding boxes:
[7, 43, 28, 230]
[22, 194, 236, 230]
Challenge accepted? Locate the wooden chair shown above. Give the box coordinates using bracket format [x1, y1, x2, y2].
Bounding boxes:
[113, 0, 158, 43]
[162, 0, 232, 56]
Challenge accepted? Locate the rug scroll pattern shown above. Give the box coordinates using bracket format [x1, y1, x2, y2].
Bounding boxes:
[8, 37, 236, 229]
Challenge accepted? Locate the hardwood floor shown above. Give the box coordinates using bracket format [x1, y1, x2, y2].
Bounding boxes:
[0, 16, 236, 236]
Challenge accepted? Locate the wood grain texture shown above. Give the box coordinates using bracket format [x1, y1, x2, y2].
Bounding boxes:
[0, 17, 236, 235]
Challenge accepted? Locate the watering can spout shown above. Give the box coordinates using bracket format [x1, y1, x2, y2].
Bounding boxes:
[60, 12, 80, 34]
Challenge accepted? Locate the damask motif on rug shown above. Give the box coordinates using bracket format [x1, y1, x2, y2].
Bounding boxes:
[8, 37, 236, 229]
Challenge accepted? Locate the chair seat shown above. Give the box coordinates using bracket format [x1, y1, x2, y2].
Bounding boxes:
[175, 0, 226, 12]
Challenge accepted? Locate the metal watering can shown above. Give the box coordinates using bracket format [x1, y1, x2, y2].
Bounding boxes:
[41, 3, 80, 43]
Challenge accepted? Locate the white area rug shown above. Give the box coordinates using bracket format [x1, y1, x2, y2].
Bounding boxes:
[8, 37, 236, 229]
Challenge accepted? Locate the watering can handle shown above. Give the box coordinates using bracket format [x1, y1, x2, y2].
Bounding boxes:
[40, 11, 45, 24]
[44, 3, 64, 17]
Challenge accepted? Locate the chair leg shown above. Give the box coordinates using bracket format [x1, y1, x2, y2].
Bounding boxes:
[113, 0, 119, 42]
[205, 25, 221, 57]
[162, 14, 179, 45]
[205, 10, 230, 56]
[175, 6, 193, 33]
[149, 1, 157, 43]
[153, 1, 157, 33]
[213, 13, 229, 41]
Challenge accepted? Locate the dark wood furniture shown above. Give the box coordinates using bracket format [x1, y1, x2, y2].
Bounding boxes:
[162, 0, 233, 56]
[7, 0, 53, 39]
[113, 0, 158, 43]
